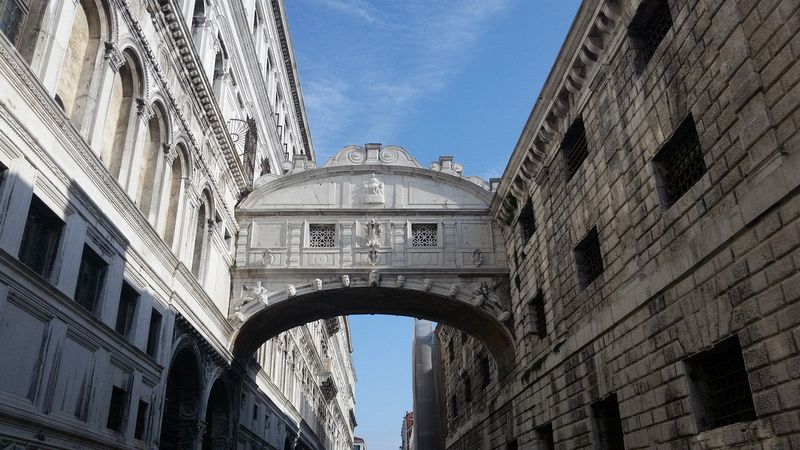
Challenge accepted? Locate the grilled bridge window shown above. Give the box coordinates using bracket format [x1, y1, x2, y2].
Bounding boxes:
[629, 0, 673, 73]
[591, 393, 625, 450]
[309, 224, 336, 248]
[411, 223, 438, 247]
[652, 115, 706, 210]
[574, 227, 603, 290]
[684, 336, 756, 431]
[561, 116, 590, 181]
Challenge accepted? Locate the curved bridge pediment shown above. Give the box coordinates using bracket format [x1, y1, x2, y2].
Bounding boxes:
[231, 144, 513, 375]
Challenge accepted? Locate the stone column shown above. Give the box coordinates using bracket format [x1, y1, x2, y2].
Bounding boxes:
[53, 214, 87, 297]
[120, 99, 154, 199]
[32, 0, 78, 95]
[0, 157, 35, 256]
[86, 42, 125, 150]
[148, 144, 172, 227]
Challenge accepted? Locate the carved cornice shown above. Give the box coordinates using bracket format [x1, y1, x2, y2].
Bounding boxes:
[492, 0, 623, 224]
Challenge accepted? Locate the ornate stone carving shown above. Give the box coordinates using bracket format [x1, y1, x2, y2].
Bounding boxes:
[472, 281, 511, 322]
[286, 284, 297, 297]
[136, 98, 155, 121]
[473, 248, 483, 267]
[341, 274, 350, 287]
[313, 278, 323, 291]
[423, 279, 433, 292]
[396, 275, 406, 288]
[228, 311, 245, 327]
[448, 284, 459, 297]
[368, 270, 380, 287]
[362, 173, 385, 204]
[240, 281, 269, 308]
[104, 41, 125, 72]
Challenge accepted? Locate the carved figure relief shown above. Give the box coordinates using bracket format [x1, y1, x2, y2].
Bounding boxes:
[240, 281, 269, 309]
[341, 274, 350, 287]
[313, 279, 323, 291]
[473, 248, 483, 267]
[423, 279, 433, 292]
[368, 270, 380, 287]
[362, 173, 385, 204]
[396, 275, 406, 288]
[448, 284, 459, 297]
[287, 284, 297, 297]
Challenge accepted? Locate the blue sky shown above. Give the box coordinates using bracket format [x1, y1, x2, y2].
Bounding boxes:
[284, 1, 581, 448]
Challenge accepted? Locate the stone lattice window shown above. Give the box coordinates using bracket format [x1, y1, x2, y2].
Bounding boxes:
[535, 423, 555, 450]
[652, 115, 706, 209]
[411, 223, 438, 247]
[629, 0, 673, 73]
[684, 336, 756, 431]
[591, 394, 624, 450]
[575, 227, 604, 290]
[561, 116, 590, 181]
[309, 224, 336, 248]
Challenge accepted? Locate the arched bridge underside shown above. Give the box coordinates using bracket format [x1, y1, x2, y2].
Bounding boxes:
[229, 144, 514, 375]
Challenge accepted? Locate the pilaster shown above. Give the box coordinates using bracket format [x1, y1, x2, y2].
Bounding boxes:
[0, 157, 35, 256]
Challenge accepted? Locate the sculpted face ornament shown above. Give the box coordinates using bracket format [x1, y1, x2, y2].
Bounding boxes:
[368, 270, 381, 287]
[313, 279, 323, 291]
[287, 284, 297, 297]
[396, 275, 406, 288]
[448, 284, 459, 297]
[423, 279, 433, 292]
[341, 275, 350, 287]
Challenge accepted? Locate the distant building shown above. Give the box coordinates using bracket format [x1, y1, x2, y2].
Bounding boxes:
[354, 436, 366, 450]
[411, 319, 444, 449]
[400, 411, 413, 450]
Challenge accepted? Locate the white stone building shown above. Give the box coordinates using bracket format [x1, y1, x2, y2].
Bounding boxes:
[0, 0, 354, 449]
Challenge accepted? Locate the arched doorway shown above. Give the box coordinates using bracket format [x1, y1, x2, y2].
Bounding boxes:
[202, 378, 231, 450]
[160, 347, 202, 449]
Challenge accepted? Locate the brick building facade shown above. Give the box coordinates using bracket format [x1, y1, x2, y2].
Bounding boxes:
[438, 0, 800, 448]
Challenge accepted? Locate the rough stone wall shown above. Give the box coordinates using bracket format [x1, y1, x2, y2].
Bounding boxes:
[442, 0, 800, 448]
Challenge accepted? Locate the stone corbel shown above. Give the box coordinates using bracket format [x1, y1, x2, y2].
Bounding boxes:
[136, 98, 155, 122]
[104, 41, 124, 72]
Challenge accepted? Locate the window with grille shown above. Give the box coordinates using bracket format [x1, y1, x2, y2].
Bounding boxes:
[479, 355, 491, 388]
[134, 400, 148, 440]
[0, 0, 29, 46]
[106, 385, 127, 432]
[575, 227, 603, 290]
[146, 309, 162, 358]
[519, 198, 536, 242]
[629, 0, 673, 74]
[591, 394, 625, 450]
[19, 195, 63, 279]
[535, 423, 555, 450]
[411, 223, 438, 247]
[684, 336, 756, 431]
[652, 115, 706, 210]
[115, 282, 139, 338]
[74, 245, 108, 314]
[309, 224, 336, 248]
[561, 116, 590, 181]
[528, 290, 546, 339]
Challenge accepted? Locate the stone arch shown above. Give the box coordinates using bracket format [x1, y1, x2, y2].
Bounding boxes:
[202, 376, 232, 450]
[100, 48, 143, 179]
[136, 100, 170, 219]
[55, 0, 111, 128]
[164, 142, 191, 248]
[232, 280, 516, 377]
[160, 343, 204, 450]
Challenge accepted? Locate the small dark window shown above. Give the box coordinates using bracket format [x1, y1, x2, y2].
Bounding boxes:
[134, 400, 148, 440]
[145, 309, 162, 358]
[74, 245, 108, 314]
[448, 344, 455, 362]
[462, 372, 472, 404]
[535, 423, 555, 450]
[115, 282, 139, 338]
[19, 196, 63, 279]
[575, 227, 603, 290]
[479, 355, 491, 388]
[561, 116, 589, 181]
[652, 115, 706, 210]
[252, 403, 259, 423]
[528, 290, 546, 339]
[450, 394, 458, 417]
[629, 0, 673, 74]
[591, 394, 625, 450]
[506, 439, 519, 450]
[684, 336, 756, 431]
[106, 385, 127, 432]
[519, 198, 536, 242]
[0, 0, 29, 46]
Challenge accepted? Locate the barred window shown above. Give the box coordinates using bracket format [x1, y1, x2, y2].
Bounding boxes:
[561, 116, 590, 181]
[535, 423, 555, 450]
[528, 290, 546, 339]
[309, 224, 336, 248]
[411, 224, 438, 247]
[684, 336, 756, 431]
[591, 394, 625, 450]
[575, 227, 604, 290]
[652, 115, 706, 210]
[519, 198, 536, 242]
[629, 0, 673, 74]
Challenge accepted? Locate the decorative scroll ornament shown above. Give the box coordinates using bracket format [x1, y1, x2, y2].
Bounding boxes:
[362, 173, 385, 204]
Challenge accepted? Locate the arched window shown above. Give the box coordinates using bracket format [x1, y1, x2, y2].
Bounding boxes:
[191, 190, 212, 279]
[100, 50, 142, 179]
[190, 0, 205, 48]
[56, 0, 103, 125]
[137, 103, 168, 219]
[0, 0, 48, 63]
[163, 144, 188, 248]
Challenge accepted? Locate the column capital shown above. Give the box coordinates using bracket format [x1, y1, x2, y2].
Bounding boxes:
[104, 41, 124, 72]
